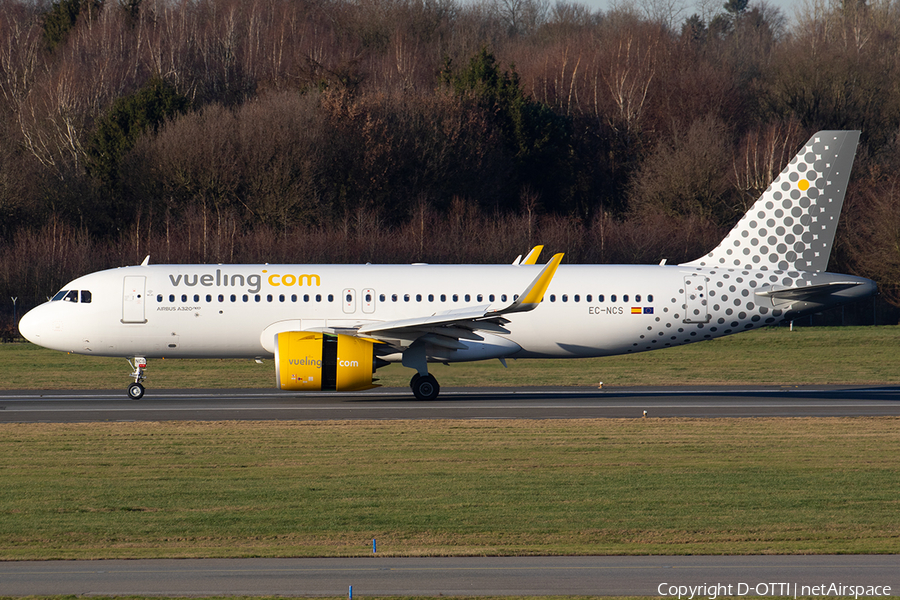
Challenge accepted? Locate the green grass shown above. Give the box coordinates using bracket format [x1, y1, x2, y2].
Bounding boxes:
[2, 327, 898, 563]
[0, 417, 898, 560]
[3, 326, 900, 390]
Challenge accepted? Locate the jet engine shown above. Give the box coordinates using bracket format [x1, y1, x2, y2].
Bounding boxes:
[275, 332, 385, 391]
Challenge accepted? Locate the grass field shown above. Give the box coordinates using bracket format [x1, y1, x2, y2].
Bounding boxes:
[3, 325, 900, 390]
[1, 326, 898, 565]
[0, 417, 898, 560]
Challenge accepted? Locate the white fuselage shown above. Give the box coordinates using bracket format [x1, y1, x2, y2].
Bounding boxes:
[18, 262, 875, 362]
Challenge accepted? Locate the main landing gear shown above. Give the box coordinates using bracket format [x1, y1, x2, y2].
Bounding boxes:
[127, 357, 147, 399]
[410, 373, 440, 401]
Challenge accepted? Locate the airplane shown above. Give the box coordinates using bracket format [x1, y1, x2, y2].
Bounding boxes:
[18, 130, 877, 401]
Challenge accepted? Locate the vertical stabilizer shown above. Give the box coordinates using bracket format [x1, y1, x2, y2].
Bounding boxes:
[683, 130, 860, 272]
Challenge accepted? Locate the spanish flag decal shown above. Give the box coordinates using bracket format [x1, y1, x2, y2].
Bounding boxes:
[631, 307, 642, 314]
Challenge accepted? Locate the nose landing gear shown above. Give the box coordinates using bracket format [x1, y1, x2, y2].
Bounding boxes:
[127, 357, 146, 399]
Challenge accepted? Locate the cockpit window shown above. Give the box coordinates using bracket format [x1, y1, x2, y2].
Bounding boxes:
[50, 289, 91, 303]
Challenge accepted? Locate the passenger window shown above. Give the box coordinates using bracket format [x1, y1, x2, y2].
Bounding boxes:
[277, 294, 283, 302]
[404, 294, 410, 302]
[392, 294, 398, 302]
[242, 295, 249, 302]
[635, 294, 641, 302]
[550, 294, 556, 302]
[624, 295, 629, 302]
[416, 294, 422, 302]
[346, 293, 352, 303]
[428, 294, 434, 302]
[562, 294, 568, 302]
[315, 294, 321, 302]
[169, 294, 175, 302]
[586, 295, 592, 302]
[611, 295, 617, 302]
[440, 294, 446, 302]
[328, 294, 334, 302]
[206, 295, 212, 302]
[648, 295, 654, 302]
[255, 295, 261, 302]
[230, 294, 236, 302]
[489, 294, 495, 302]
[453, 294, 458, 302]
[574, 295, 580, 302]
[181, 294, 187, 302]
[81, 290, 92, 303]
[218, 294, 224, 302]
[291, 294, 297, 302]
[157, 294, 163, 302]
[465, 294, 471, 302]
[501, 294, 507, 302]
[477, 294, 483, 302]
[598, 294, 604, 302]
[193, 294, 200, 302]
[304, 294, 310, 302]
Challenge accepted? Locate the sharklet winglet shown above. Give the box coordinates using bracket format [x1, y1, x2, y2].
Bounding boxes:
[521, 245, 544, 265]
[492, 252, 563, 316]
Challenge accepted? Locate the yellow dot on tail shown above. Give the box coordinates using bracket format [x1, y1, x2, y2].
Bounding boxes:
[798, 179, 810, 191]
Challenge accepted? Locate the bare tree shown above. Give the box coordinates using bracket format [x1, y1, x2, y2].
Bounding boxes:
[731, 120, 805, 211]
[601, 28, 659, 138]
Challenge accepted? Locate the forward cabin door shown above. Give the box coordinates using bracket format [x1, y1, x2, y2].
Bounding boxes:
[122, 276, 147, 324]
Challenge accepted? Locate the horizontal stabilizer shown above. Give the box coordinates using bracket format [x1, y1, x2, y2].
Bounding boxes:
[756, 281, 866, 301]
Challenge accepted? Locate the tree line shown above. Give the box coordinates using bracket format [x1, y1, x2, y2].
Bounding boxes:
[2, 0, 900, 335]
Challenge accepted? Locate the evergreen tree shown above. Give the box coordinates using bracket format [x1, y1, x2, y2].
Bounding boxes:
[87, 77, 190, 188]
[85, 77, 189, 231]
[42, 0, 102, 51]
[723, 0, 748, 15]
[443, 48, 573, 212]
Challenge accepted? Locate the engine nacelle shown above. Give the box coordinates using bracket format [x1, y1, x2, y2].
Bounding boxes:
[275, 332, 380, 391]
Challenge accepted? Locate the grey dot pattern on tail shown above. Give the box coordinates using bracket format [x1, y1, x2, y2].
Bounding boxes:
[688, 131, 859, 273]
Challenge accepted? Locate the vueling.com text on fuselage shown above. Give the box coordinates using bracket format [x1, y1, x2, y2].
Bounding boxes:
[167, 269, 321, 295]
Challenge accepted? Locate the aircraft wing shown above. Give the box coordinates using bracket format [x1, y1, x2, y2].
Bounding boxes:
[357, 253, 563, 344]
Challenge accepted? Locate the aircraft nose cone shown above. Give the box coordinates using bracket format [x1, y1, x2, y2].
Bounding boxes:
[17, 307, 41, 344]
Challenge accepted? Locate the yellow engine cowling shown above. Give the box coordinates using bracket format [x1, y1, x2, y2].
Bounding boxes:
[275, 332, 380, 391]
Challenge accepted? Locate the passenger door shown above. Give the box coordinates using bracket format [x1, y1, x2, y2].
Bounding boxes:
[122, 276, 147, 324]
